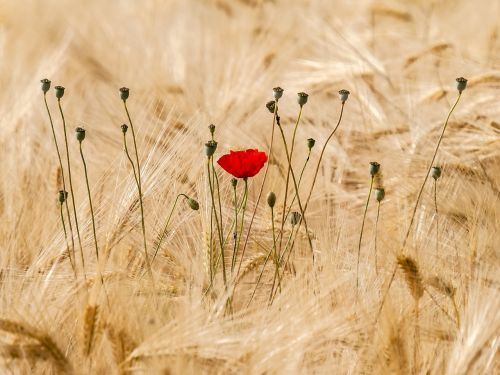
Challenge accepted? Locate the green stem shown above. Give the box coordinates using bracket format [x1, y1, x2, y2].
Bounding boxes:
[207, 158, 226, 286]
[152, 193, 188, 264]
[236, 100, 277, 277]
[212, 158, 224, 244]
[271, 226, 296, 303]
[374, 201, 381, 275]
[123, 133, 139, 188]
[357, 176, 374, 296]
[402, 93, 461, 250]
[434, 180, 439, 254]
[232, 178, 248, 272]
[59, 202, 76, 277]
[123, 100, 154, 286]
[278, 106, 303, 254]
[283, 149, 311, 225]
[57, 98, 85, 277]
[268, 206, 280, 302]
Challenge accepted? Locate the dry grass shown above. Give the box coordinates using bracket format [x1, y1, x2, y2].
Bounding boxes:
[0, 0, 499, 373]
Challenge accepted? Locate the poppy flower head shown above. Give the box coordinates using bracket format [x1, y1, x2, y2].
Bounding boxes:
[217, 149, 268, 179]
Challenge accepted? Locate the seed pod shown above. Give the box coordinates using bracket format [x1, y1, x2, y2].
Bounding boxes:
[121, 124, 128, 134]
[290, 211, 301, 226]
[54, 86, 65, 99]
[41, 78, 51, 94]
[431, 166, 441, 180]
[273, 87, 284, 100]
[205, 141, 217, 157]
[119, 87, 130, 101]
[266, 100, 276, 113]
[297, 92, 309, 107]
[375, 187, 385, 202]
[307, 138, 316, 150]
[267, 192, 276, 208]
[76, 127, 86, 142]
[369, 162, 380, 176]
[231, 178, 238, 188]
[208, 124, 215, 136]
[456, 77, 467, 93]
[58, 190, 68, 203]
[338, 89, 350, 103]
[187, 198, 199, 211]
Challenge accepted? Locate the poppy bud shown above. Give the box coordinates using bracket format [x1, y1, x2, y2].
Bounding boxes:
[187, 197, 200, 211]
[338, 89, 350, 103]
[290, 211, 301, 226]
[297, 92, 309, 107]
[231, 178, 238, 188]
[58, 190, 68, 203]
[41, 78, 51, 94]
[431, 166, 442, 180]
[75, 127, 86, 142]
[307, 138, 315, 150]
[208, 124, 216, 136]
[369, 162, 380, 176]
[273, 87, 284, 100]
[266, 100, 276, 113]
[456, 77, 467, 93]
[205, 141, 217, 157]
[121, 124, 128, 134]
[375, 187, 385, 202]
[120, 87, 130, 101]
[267, 192, 276, 208]
[54, 86, 65, 99]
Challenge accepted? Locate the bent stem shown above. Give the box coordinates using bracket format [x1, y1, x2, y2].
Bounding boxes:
[357, 176, 374, 296]
[236, 100, 278, 278]
[152, 193, 188, 265]
[122, 100, 154, 287]
[58, 98, 85, 278]
[278, 106, 303, 254]
[402, 93, 461, 250]
[59, 201, 76, 277]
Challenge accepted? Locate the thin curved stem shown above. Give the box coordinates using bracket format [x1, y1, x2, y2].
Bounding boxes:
[434, 180, 439, 254]
[283, 149, 311, 225]
[268, 206, 280, 302]
[152, 193, 188, 264]
[231, 184, 238, 273]
[271, 226, 296, 303]
[236, 100, 277, 278]
[58, 99, 85, 277]
[59, 202, 76, 277]
[278, 106, 303, 254]
[357, 176, 374, 295]
[123, 100, 154, 286]
[123, 133, 139, 188]
[402, 93, 461, 250]
[374, 201, 381, 275]
[232, 179, 248, 272]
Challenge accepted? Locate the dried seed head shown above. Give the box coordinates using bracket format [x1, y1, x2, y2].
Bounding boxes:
[431, 166, 442, 180]
[273, 87, 284, 100]
[290, 211, 301, 226]
[375, 187, 385, 202]
[297, 92, 309, 107]
[231, 178, 238, 188]
[208, 124, 216, 136]
[54, 86, 65, 99]
[266, 100, 276, 113]
[205, 141, 217, 157]
[456, 77, 467, 93]
[75, 127, 86, 142]
[267, 192, 276, 208]
[58, 190, 68, 203]
[307, 138, 316, 150]
[41, 78, 51, 94]
[338, 89, 350, 103]
[119, 87, 130, 101]
[121, 124, 128, 134]
[369, 161, 380, 176]
[187, 197, 200, 211]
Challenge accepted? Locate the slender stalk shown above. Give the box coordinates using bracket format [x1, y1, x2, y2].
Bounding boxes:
[304, 103, 345, 211]
[232, 179, 248, 271]
[231, 183, 238, 273]
[434, 179, 439, 254]
[152, 193, 188, 264]
[122, 100, 154, 285]
[283, 149, 311, 224]
[57, 99, 85, 277]
[276, 122, 314, 262]
[278, 106, 303, 253]
[374, 201, 381, 275]
[44, 93, 77, 272]
[236, 100, 277, 277]
[212, 158, 224, 243]
[402, 93, 461, 250]
[59, 201, 76, 276]
[122, 133, 139, 188]
[207, 158, 226, 286]
[357, 176, 374, 295]
[271, 227, 296, 303]
[268, 206, 280, 302]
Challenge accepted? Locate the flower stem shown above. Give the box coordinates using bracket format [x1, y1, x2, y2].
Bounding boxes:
[122, 133, 139, 188]
[357, 176, 374, 295]
[283, 149, 311, 225]
[57, 98, 86, 278]
[402, 93, 461, 250]
[434, 179, 439, 254]
[268, 206, 280, 302]
[231, 183, 238, 274]
[236, 100, 277, 278]
[278, 106, 303, 254]
[271, 226, 296, 303]
[122, 100, 154, 286]
[232, 178, 248, 272]
[59, 201, 76, 277]
[211, 158, 224, 244]
[44, 93, 77, 273]
[374, 201, 381, 275]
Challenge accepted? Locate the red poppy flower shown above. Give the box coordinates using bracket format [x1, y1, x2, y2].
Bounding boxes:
[217, 149, 268, 178]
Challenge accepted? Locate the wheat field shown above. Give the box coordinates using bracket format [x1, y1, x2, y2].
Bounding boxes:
[0, 0, 499, 373]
